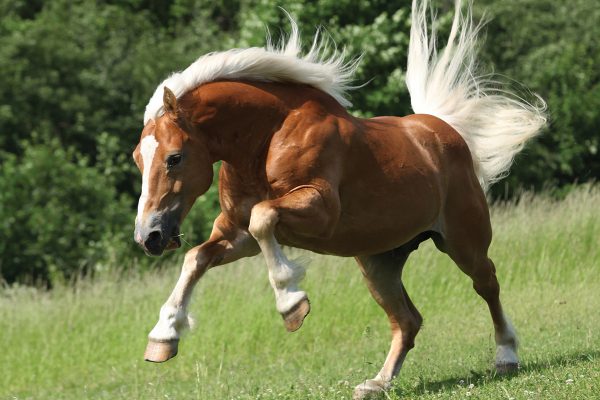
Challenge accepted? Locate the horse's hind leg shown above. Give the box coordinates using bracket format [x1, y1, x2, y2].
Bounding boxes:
[437, 186, 519, 373]
[353, 238, 425, 399]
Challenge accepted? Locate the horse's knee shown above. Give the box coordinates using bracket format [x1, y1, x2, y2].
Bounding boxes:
[248, 203, 278, 239]
[181, 246, 214, 279]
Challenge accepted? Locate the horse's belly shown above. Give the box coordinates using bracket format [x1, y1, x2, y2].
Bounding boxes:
[280, 226, 430, 257]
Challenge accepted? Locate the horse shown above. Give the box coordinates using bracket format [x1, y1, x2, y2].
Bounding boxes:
[132, 0, 546, 398]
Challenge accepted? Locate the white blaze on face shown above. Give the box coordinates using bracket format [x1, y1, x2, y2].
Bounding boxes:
[136, 134, 159, 223]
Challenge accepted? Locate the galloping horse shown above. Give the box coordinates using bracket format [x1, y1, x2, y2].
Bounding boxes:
[132, 0, 546, 398]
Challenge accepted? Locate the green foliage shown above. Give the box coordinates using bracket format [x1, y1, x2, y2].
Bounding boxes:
[0, 137, 132, 285]
[0, 0, 232, 284]
[0, 0, 598, 284]
[479, 0, 600, 195]
[235, 0, 414, 117]
[0, 0, 228, 161]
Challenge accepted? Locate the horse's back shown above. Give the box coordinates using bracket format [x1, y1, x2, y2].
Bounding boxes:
[367, 113, 475, 172]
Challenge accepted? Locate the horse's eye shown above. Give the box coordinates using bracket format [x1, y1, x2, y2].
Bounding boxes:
[166, 154, 183, 168]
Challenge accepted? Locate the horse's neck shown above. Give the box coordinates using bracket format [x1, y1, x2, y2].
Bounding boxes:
[185, 80, 292, 170]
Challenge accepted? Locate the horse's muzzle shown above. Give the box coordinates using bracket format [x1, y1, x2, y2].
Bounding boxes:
[135, 212, 181, 256]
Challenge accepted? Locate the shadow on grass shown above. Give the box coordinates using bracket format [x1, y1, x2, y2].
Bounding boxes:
[393, 351, 599, 397]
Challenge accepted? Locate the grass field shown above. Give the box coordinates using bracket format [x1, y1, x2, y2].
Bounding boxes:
[1, 185, 599, 399]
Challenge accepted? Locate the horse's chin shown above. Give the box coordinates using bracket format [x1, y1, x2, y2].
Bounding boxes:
[165, 236, 182, 251]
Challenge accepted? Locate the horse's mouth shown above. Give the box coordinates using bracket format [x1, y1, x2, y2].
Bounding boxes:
[166, 235, 181, 250]
[166, 224, 182, 251]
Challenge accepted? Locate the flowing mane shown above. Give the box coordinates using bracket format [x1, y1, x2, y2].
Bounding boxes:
[144, 17, 360, 124]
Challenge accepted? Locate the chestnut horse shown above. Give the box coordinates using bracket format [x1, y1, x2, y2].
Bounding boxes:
[132, 0, 546, 398]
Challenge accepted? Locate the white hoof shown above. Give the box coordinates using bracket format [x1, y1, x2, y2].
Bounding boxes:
[495, 343, 519, 374]
[353, 379, 389, 400]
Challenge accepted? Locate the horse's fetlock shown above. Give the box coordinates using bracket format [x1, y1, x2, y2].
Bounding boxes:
[496, 331, 518, 348]
[271, 267, 294, 288]
[271, 259, 305, 288]
[159, 306, 186, 324]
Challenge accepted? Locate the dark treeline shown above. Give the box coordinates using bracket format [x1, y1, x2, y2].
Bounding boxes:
[0, 0, 598, 286]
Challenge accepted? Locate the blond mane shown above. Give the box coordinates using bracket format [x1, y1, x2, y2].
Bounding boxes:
[144, 16, 360, 124]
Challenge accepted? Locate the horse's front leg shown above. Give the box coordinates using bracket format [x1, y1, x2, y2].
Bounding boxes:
[248, 186, 340, 331]
[144, 213, 259, 362]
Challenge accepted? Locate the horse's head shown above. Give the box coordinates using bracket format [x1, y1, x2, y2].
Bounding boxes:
[133, 87, 213, 255]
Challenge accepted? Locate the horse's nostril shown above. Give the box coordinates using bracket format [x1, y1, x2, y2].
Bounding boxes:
[144, 230, 162, 250]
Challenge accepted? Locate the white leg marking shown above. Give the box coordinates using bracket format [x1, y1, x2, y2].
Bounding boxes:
[136, 134, 159, 223]
[268, 249, 306, 314]
[148, 251, 199, 341]
[248, 205, 307, 314]
[148, 305, 190, 342]
[496, 314, 519, 365]
[353, 335, 407, 398]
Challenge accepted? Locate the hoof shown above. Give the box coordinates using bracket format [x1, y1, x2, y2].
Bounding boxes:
[144, 339, 179, 363]
[496, 361, 519, 375]
[353, 379, 388, 400]
[281, 296, 310, 332]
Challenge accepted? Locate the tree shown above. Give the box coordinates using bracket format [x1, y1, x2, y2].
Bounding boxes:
[478, 0, 600, 195]
[1, 0, 598, 284]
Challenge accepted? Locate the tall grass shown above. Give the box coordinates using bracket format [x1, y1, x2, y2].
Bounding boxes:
[1, 185, 599, 399]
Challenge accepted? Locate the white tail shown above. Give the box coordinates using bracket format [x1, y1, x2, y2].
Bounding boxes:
[406, 0, 547, 189]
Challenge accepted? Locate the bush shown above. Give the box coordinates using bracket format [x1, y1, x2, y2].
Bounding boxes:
[480, 0, 600, 196]
[1, 0, 598, 285]
[0, 137, 133, 286]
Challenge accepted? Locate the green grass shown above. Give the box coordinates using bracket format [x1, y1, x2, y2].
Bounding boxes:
[2, 185, 599, 399]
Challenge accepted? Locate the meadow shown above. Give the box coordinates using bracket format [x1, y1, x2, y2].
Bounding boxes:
[1, 185, 599, 400]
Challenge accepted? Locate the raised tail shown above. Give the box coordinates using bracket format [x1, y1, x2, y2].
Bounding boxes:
[405, 0, 547, 189]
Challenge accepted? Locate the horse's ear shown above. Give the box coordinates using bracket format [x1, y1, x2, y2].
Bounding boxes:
[163, 86, 177, 115]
